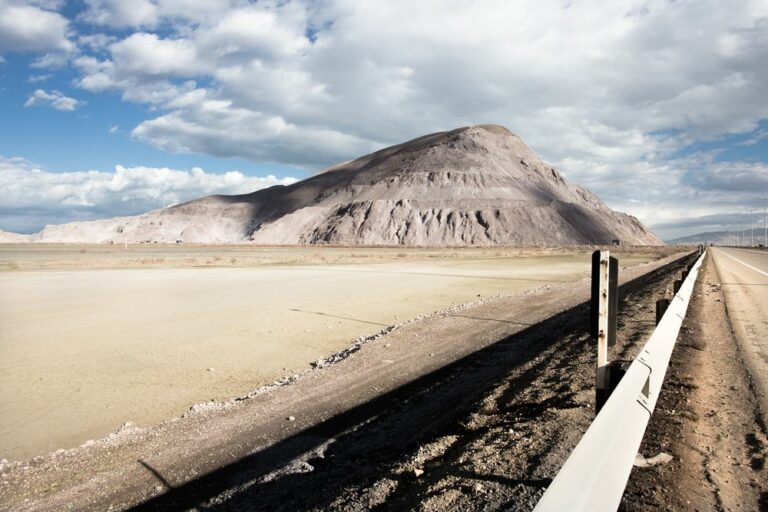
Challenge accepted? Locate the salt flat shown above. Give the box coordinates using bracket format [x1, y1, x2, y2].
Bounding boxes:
[0, 244, 675, 461]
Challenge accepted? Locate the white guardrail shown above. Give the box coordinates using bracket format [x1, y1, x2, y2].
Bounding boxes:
[534, 250, 707, 512]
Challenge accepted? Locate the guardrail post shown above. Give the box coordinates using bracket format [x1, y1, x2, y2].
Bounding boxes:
[534, 250, 708, 512]
[591, 250, 618, 413]
[655, 299, 669, 325]
[673, 279, 682, 294]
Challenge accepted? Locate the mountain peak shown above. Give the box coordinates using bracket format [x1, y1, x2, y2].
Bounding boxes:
[12, 126, 662, 247]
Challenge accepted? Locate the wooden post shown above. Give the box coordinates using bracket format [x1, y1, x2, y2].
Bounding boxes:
[592, 250, 617, 413]
[655, 299, 670, 325]
[673, 279, 682, 294]
[608, 256, 618, 348]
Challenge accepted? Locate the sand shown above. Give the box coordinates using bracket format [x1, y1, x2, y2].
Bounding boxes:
[0, 244, 674, 461]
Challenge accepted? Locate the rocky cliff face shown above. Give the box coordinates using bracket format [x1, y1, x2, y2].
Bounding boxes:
[7, 125, 662, 246]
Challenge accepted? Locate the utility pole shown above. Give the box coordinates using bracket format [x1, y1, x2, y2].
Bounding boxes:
[764, 198, 767, 247]
[751, 208, 754, 247]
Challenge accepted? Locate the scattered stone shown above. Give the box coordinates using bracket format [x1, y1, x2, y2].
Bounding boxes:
[287, 416, 296, 422]
[413, 468, 424, 477]
[634, 452, 674, 468]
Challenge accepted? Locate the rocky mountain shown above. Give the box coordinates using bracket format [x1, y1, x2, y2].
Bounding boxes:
[2, 125, 662, 246]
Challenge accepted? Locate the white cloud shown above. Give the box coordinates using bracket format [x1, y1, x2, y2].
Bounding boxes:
[131, 97, 381, 167]
[77, 33, 116, 51]
[12, 0, 768, 237]
[111, 32, 202, 76]
[195, 5, 310, 62]
[27, 73, 51, 83]
[24, 89, 85, 111]
[77, 0, 255, 28]
[72, 1, 768, 150]
[30, 51, 71, 69]
[0, 2, 73, 53]
[694, 161, 768, 193]
[78, 0, 159, 28]
[0, 156, 297, 232]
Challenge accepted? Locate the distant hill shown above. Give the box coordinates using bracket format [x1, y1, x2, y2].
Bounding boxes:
[665, 230, 765, 246]
[1, 125, 662, 246]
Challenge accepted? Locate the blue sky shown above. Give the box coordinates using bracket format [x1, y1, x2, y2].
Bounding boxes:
[1, 0, 767, 239]
[0, 36, 300, 176]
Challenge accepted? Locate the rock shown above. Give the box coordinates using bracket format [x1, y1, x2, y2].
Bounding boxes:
[413, 468, 424, 477]
[634, 452, 674, 467]
[287, 416, 296, 422]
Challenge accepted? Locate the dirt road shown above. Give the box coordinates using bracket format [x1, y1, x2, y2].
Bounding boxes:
[0, 251, 690, 511]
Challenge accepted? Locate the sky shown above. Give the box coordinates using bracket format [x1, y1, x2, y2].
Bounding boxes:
[0, 0, 767, 240]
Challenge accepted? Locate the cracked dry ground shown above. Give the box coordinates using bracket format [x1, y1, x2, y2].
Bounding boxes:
[132, 253, 700, 512]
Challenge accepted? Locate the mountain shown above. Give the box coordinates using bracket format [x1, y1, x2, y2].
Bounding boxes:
[665, 231, 726, 245]
[2, 125, 662, 246]
[666, 230, 764, 246]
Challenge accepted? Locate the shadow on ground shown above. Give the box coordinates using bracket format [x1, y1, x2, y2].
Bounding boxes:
[131, 253, 696, 512]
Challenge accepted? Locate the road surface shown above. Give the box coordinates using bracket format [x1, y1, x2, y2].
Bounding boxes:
[710, 247, 768, 412]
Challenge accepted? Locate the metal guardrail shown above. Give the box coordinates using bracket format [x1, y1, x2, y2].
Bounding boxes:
[534, 250, 706, 512]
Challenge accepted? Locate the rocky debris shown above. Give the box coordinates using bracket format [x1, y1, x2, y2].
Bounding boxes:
[2, 125, 661, 246]
[634, 452, 674, 468]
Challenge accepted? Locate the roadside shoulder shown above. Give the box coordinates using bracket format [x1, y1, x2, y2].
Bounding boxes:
[622, 253, 768, 511]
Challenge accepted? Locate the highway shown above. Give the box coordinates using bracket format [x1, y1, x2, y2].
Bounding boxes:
[710, 247, 768, 411]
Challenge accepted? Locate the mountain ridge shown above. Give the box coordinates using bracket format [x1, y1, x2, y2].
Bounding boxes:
[1, 125, 662, 246]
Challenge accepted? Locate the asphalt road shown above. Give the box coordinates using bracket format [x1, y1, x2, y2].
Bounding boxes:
[710, 247, 768, 412]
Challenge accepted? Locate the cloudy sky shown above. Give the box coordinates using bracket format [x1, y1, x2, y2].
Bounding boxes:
[1, 0, 767, 240]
